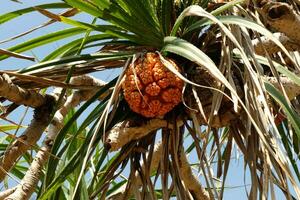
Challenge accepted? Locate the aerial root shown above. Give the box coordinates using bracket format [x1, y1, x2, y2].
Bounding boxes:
[108, 141, 211, 200]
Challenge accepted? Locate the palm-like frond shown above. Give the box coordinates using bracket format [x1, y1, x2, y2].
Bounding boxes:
[0, 0, 300, 200]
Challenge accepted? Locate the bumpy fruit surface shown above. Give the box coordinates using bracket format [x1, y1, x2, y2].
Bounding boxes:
[122, 52, 183, 118]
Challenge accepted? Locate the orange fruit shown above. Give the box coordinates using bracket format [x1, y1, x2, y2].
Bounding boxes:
[122, 52, 183, 117]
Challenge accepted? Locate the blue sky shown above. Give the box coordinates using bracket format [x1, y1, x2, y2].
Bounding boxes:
[0, 1, 293, 199]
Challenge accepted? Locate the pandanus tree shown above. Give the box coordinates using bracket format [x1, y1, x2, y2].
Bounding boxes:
[0, 0, 300, 199]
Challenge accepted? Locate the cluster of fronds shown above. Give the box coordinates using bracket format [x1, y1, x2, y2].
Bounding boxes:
[0, 0, 300, 199]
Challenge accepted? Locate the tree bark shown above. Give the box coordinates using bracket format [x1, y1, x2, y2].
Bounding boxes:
[0, 74, 49, 108]
[252, 33, 300, 55]
[4, 75, 106, 200]
[259, 1, 300, 44]
[178, 148, 211, 200]
[0, 188, 16, 200]
[4, 146, 50, 200]
[0, 96, 55, 182]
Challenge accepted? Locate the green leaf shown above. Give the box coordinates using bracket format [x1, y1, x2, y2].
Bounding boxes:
[162, 36, 236, 96]
[40, 116, 101, 199]
[115, 0, 160, 31]
[0, 3, 70, 25]
[185, 15, 293, 61]
[10, 166, 25, 180]
[265, 82, 300, 138]
[56, 98, 109, 162]
[0, 144, 8, 151]
[90, 143, 134, 198]
[79, 178, 89, 200]
[64, 0, 101, 17]
[44, 79, 116, 190]
[61, 40, 135, 58]
[0, 124, 25, 132]
[19, 51, 134, 74]
[41, 100, 126, 199]
[277, 123, 300, 181]
[160, 0, 173, 35]
[42, 34, 113, 61]
[59, 17, 151, 45]
[65, 0, 163, 47]
[88, 147, 108, 192]
[105, 180, 127, 196]
[63, 108, 79, 160]
[40, 143, 86, 199]
[181, 0, 246, 35]
[0, 28, 86, 61]
[254, 55, 300, 87]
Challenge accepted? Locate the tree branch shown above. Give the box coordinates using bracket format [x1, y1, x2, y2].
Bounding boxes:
[0, 95, 55, 182]
[178, 148, 211, 200]
[0, 187, 16, 200]
[4, 76, 106, 200]
[252, 33, 300, 55]
[106, 72, 300, 151]
[264, 76, 300, 100]
[259, 1, 300, 44]
[105, 119, 183, 151]
[0, 74, 49, 108]
[4, 146, 50, 200]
